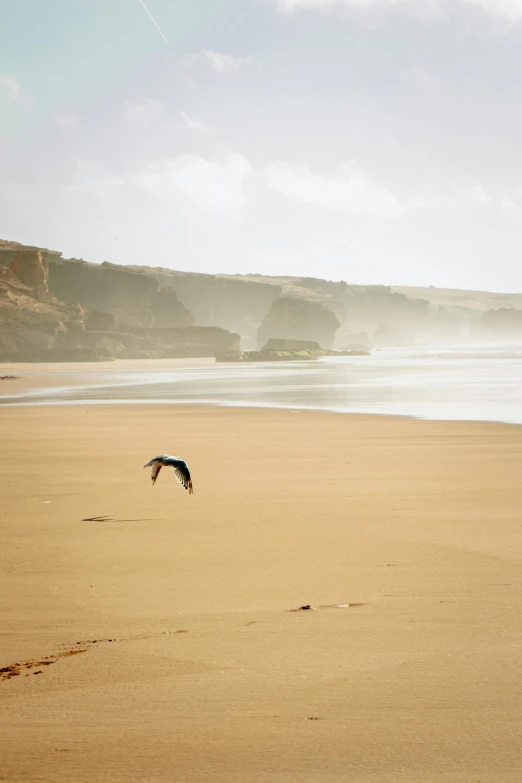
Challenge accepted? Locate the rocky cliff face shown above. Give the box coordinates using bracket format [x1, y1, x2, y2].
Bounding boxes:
[6, 248, 49, 297]
[48, 257, 153, 318]
[336, 286, 461, 347]
[143, 326, 239, 358]
[472, 307, 522, 338]
[257, 297, 340, 349]
[47, 258, 192, 329]
[148, 288, 194, 329]
[56, 324, 239, 360]
[0, 240, 235, 361]
[222, 275, 464, 347]
[0, 241, 86, 359]
[85, 310, 116, 332]
[261, 338, 323, 352]
[130, 267, 281, 349]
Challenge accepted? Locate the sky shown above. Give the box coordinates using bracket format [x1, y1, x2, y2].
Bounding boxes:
[1, 0, 522, 291]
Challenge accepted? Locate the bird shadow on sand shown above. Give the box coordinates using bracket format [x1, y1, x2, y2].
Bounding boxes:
[81, 515, 159, 523]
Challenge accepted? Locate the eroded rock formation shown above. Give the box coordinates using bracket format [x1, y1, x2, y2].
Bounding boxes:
[130, 266, 280, 349]
[257, 297, 340, 350]
[262, 338, 323, 352]
[0, 241, 85, 359]
[0, 240, 235, 361]
[472, 307, 522, 338]
[85, 310, 116, 332]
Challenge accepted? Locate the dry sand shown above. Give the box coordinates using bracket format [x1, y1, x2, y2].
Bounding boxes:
[1, 400, 522, 782]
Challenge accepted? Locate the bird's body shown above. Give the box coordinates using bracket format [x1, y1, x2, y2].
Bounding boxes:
[144, 454, 193, 494]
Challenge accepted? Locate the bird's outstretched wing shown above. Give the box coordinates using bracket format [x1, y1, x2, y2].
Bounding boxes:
[144, 456, 165, 485]
[150, 462, 162, 485]
[171, 462, 193, 494]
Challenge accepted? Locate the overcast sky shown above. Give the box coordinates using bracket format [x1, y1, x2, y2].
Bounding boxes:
[1, 0, 522, 291]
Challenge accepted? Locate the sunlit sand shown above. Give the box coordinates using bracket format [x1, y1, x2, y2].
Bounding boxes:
[1, 399, 521, 782]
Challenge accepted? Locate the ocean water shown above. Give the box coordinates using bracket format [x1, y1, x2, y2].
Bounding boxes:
[1, 343, 522, 425]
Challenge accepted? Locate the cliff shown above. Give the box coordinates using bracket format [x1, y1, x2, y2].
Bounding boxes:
[335, 286, 461, 347]
[0, 242, 85, 360]
[0, 240, 236, 361]
[472, 307, 522, 338]
[56, 325, 239, 360]
[3, 235, 521, 363]
[221, 275, 465, 347]
[129, 266, 281, 349]
[257, 296, 340, 350]
[47, 258, 193, 329]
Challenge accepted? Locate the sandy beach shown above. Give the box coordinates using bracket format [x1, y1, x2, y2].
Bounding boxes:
[0, 358, 215, 395]
[1, 397, 522, 782]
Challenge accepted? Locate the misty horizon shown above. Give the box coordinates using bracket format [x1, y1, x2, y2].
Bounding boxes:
[2, 0, 522, 292]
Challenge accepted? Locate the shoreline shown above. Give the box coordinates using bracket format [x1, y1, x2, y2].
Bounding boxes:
[1, 354, 522, 430]
[0, 357, 520, 428]
[1, 396, 521, 431]
[0, 357, 215, 394]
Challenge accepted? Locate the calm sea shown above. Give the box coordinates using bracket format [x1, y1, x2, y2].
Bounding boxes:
[1, 343, 521, 425]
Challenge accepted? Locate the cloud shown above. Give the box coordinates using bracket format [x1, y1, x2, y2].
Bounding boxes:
[53, 112, 79, 131]
[402, 65, 436, 89]
[265, 0, 522, 20]
[123, 98, 163, 127]
[183, 50, 261, 73]
[180, 111, 211, 135]
[139, 153, 252, 217]
[63, 161, 123, 201]
[449, 184, 492, 209]
[0, 75, 33, 107]
[500, 198, 522, 221]
[466, 0, 522, 19]
[264, 161, 405, 217]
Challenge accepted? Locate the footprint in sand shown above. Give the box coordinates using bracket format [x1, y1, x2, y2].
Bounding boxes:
[289, 602, 366, 612]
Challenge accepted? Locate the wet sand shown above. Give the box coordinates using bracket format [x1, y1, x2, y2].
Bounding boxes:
[0, 358, 215, 395]
[1, 402, 522, 782]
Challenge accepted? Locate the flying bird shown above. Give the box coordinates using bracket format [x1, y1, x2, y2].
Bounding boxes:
[144, 455, 193, 494]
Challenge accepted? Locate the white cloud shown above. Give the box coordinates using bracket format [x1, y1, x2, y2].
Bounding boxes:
[0, 75, 33, 107]
[267, 0, 412, 10]
[265, 0, 522, 20]
[264, 161, 405, 217]
[450, 184, 492, 209]
[466, 0, 522, 19]
[402, 65, 436, 89]
[63, 161, 123, 201]
[183, 50, 261, 73]
[53, 112, 79, 131]
[139, 153, 252, 217]
[180, 111, 211, 134]
[123, 98, 163, 127]
[499, 188, 522, 221]
[500, 198, 522, 221]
